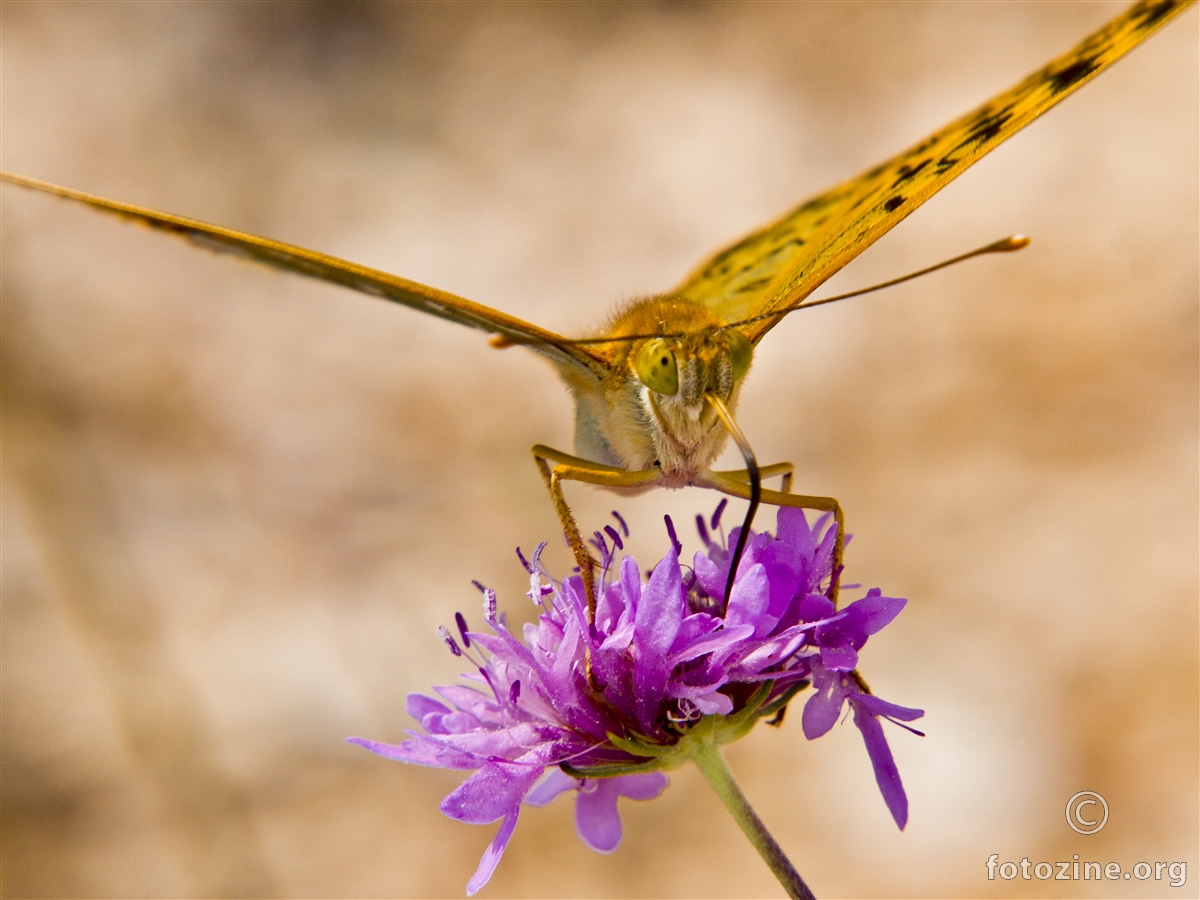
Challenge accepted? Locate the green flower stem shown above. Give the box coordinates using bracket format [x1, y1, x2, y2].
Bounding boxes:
[692, 742, 815, 900]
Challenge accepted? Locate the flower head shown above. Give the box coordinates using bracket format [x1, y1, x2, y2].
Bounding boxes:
[349, 505, 922, 894]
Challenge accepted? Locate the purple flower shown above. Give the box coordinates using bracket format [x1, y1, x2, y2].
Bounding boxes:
[801, 660, 924, 828]
[525, 768, 669, 853]
[349, 506, 922, 894]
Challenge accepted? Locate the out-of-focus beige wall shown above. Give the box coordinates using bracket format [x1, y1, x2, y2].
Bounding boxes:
[2, 3, 1196, 897]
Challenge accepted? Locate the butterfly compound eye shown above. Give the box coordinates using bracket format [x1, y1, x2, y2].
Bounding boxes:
[634, 338, 679, 395]
[727, 330, 752, 382]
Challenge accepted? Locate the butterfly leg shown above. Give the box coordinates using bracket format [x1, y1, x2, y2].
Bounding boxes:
[697, 469, 844, 607]
[531, 444, 662, 617]
[712, 461, 794, 492]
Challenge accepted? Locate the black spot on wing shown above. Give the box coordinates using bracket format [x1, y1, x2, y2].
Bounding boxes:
[701, 236, 759, 279]
[1048, 56, 1101, 95]
[1134, 0, 1180, 31]
[764, 236, 806, 257]
[942, 107, 1015, 160]
[935, 154, 960, 173]
[733, 277, 773, 294]
[766, 238, 802, 259]
[882, 195, 905, 213]
[966, 108, 1014, 146]
[798, 192, 840, 215]
[891, 158, 930, 188]
[905, 134, 940, 158]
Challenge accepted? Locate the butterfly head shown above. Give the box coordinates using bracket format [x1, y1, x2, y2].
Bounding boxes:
[632, 328, 751, 411]
[576, 294, 754, 479]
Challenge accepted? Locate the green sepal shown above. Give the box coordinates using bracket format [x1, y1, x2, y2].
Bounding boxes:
[723, 682, 775, 730]
[754, 680, 810, 722]
[605, 730, 673, 758]
[561, 682, 807, 781]
[560, 758, 670, 779]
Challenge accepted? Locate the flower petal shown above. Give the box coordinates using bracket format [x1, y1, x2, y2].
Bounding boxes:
[820, 643, 859, 672]
[441, 757, 546, 824]
[853, 693, 925, 722]
[575, 780, 623, 853]
[801, 691, 841, 740]
[801, 666, 849, 740]
[692, 549, 726, 599]
[797, 592, 835, 623]
[466, 808, 520, 896]
[355, 504, 920, 891]
[844, 589, 906, 635]
[614, 771, 669, 800]
[407, 693, 452, 720]
[775, 506, 816, 558]
[525, 768, 579, 807]
[670, 622, 753, 666]
[851, 701, 909, 829]
[725, 563, 770, 635]
[346, 734, 479, 769]
[634, 548, 684, 732]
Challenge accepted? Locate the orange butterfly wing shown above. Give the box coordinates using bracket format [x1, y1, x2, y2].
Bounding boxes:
[674, 0, 1194, 344]
[0, 171, 608, 379]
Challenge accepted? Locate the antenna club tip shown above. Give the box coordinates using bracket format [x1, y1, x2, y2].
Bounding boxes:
[1006, 234, 1031, 250]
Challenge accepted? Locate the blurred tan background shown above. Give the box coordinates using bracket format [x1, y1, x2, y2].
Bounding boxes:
[2, 2, 1196, 897]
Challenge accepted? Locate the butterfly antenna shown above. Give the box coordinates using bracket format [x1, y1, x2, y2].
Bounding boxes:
[705, 392, 761, 614]
[494, 235, 1029, 349]
[729, 234, 1030, 331]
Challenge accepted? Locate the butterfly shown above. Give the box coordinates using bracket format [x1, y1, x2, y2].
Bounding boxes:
[2, 0, 1191, 613]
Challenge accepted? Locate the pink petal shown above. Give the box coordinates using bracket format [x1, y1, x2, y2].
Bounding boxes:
[575, 780, 623, 853]
[466, 809, 520, 896]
